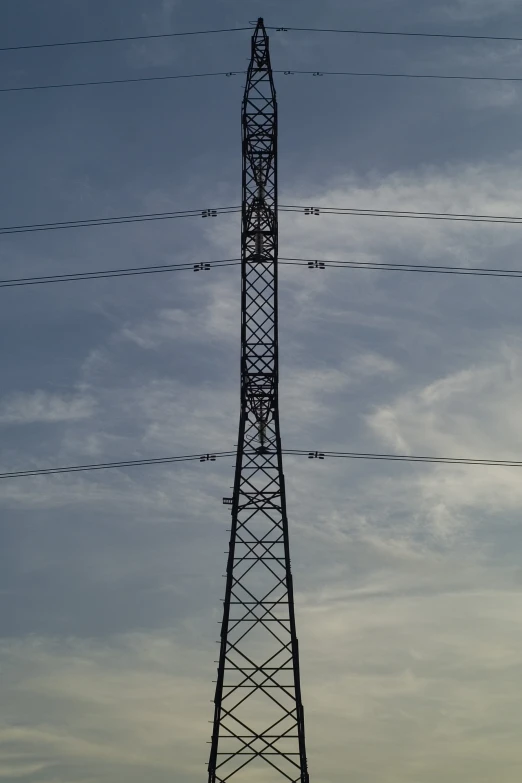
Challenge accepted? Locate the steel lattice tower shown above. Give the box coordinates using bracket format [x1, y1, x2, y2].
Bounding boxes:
[207, 18, 310, 783]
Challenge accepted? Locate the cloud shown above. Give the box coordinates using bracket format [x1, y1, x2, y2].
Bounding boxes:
[4, 571, 522, 783]
[281, 352, 398, 436]
[434, 0, 521, 21]
[119, 277, 239, 350]
[365, 337, 522, 541]
[367, 337, 522, 461]
[0, 761, 50, 778]
[129, 0, 182, 68]
[0, 633, 212, 783]
[280, 157, 522, 266]
[461, 83, 521, 111]
[298, 581, 522, 782]
[0, 392, 95, 426]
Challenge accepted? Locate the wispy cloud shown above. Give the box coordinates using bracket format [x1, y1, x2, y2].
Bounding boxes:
[0, 632, 212, 782]
[365, 337, 522, 541]
[4, 574, 522, 783]
[0, 391, 95, 426]
[434, 0, 522, 22]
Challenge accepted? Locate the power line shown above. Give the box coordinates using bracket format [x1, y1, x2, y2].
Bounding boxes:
[4, 447, 522, 480]
[6, 256, 522, 292]
[0, 451, 236, 480]
[4, 204, 522, 237]
[275, 69, 522, 83]
[5, 66, 522, 94]
[287, 449, 522, 466]
[0, 258, 240, 289]
[280, 257, 522, 279]
[279, 205, 522, 225]
[3, 23, 522, 55]
[269, 25, 522, 44]
[0, 70, 245, 94]
[0, 206, 240, 235]
[0, 27, 250, 53]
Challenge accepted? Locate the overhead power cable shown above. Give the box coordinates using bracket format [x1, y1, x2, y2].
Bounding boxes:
[0, 27, 250, 53]
[0, 204, 522, 235]
[279, 205, 522, 226]
[0, 206, 240, 235]
[0, 451, 237, 479]
[287, 449, 522, 466]
[3, 204, 522, 237]
[0, 258, 240, 289]
[5, 66, 522, 94]
[4, 448, 522, 480]
[280, 257, 522, 279]
[269, 25, 522, 44]
[1, 204, 521, 244]
[0, 70, 246, 94]
[5, 256, 522, 292]
[3, 23, 521, 53]
[274, 69, 522, 83]
[1, 203, 521, 239]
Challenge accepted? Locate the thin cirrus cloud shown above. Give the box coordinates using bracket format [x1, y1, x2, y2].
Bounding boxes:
[363, 337, 522, 544]
[436, 0, 522, 22]
[0, 391, 95, 425]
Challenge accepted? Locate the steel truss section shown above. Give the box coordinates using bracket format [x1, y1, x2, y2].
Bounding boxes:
[207, 17, 310, 783]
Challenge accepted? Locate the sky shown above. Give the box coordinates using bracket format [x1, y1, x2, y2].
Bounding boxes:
[3, 0, 522, 780]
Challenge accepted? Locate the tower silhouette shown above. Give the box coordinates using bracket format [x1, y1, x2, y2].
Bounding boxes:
[207, 18, 310, 783]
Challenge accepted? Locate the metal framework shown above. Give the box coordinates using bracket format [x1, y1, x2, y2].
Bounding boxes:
[207, 18, 310, 783]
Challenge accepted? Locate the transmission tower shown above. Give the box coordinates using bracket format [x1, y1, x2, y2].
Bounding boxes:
[207, 18, 310, 783]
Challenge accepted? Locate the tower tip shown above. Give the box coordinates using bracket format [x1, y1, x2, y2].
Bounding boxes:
[249, 17, 265, 31]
